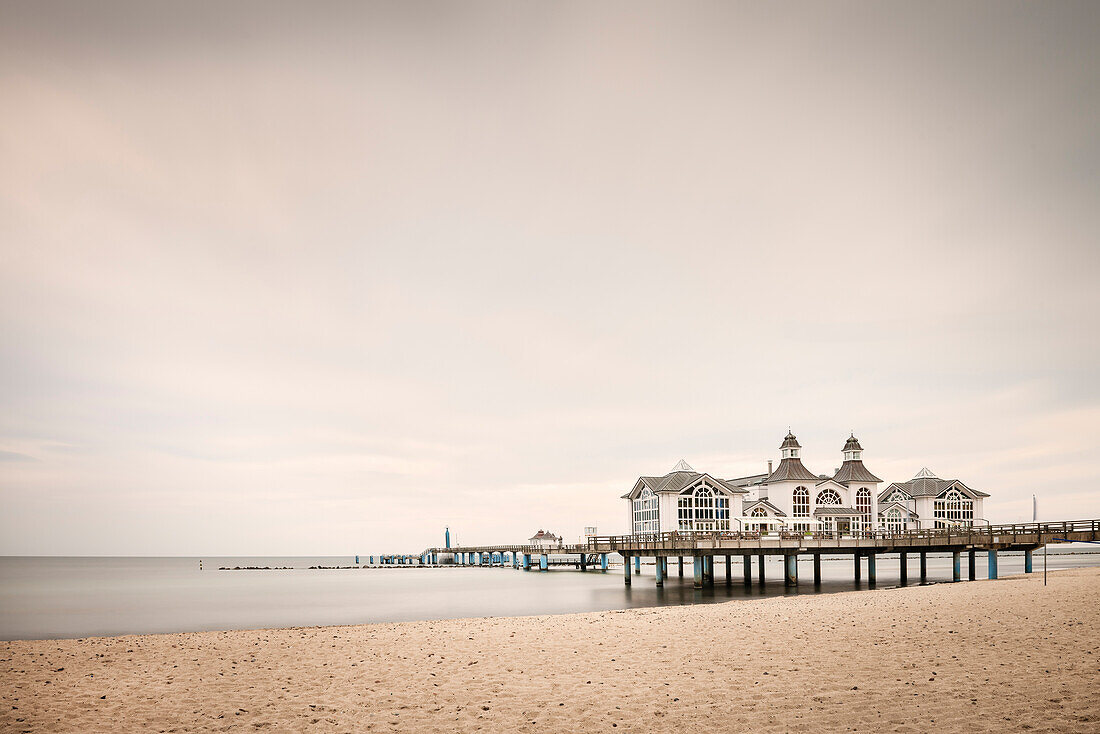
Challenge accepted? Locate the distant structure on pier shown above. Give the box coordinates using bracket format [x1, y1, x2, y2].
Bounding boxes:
[623, 432, 989, 536]
[528, 529, 562, 549]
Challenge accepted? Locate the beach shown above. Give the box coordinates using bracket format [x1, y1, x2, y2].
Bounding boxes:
[3, 567, 1098, 734]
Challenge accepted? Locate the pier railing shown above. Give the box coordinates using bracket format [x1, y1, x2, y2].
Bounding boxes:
[587, 519, 1100, 551]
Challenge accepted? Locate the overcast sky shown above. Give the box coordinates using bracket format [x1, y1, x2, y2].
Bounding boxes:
[2, 1, 1098, 555]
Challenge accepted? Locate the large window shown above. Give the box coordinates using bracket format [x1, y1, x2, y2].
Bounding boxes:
[632, 488, 659, 534]
[934, 489, 973, 528]
[677, 485, 730, 531]
[816, 488, 842, 506]
[792, 486, 810, 531]
[749, 505, 769, 532]
[887, 490, 909, 504]
[885, 508, 905, 534]
[856, 488, 871, 531]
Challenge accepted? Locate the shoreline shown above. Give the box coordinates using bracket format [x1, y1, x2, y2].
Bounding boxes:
[4, 567, 1099, 732]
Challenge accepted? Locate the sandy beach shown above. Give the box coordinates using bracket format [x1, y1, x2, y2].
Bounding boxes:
[3, 567, 1098, 733]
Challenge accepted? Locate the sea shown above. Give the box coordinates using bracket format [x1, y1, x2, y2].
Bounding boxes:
[2, 547, 1097, 640]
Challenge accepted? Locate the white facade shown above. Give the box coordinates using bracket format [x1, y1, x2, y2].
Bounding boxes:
[528, 530, 562, 549]
[623, 433, 988, 535]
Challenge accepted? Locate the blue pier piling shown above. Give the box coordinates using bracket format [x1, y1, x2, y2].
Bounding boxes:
[706, 556, 714, 586]
[785, 554, 798, 586]
[988, 549, 998, 580]
[540, 554, 548, 572]
[1025, 549, 1033, 573]
[743, 555, 752, 584]
[655, 556, 664, 587]
[693, 556, 703, 588]
[952, 551, 961, 582]
[634, 556, 641, 575]
[624, 556, 631, 585]
[601, 553, 608, 570]
[867, 553, 876, 585]
[580, 554, 587, 571]
[523, 553, 531, 571]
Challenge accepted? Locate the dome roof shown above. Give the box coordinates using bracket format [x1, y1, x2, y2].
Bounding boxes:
[780, 431, 801, 450]
[843, 434, 863, 451]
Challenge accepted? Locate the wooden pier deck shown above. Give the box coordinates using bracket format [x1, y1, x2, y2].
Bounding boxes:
[422, 519, 1100, 587]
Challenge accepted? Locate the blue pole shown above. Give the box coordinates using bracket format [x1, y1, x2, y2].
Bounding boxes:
[540, 554, 548, 572]
[693, 556, 703, 588]
[601, 553, 608, 570]
[634, 556, 641, 575]
[655, 556, 664, 586]
[445, 526, 451, 549]
[785, 554, 797, 586]
[867, 553, 876, 585]
[988, 549, 998, 580]
[623, 556, 631, 585]
[1025, 549, 1033, 573]
[952, 551, 961, 582]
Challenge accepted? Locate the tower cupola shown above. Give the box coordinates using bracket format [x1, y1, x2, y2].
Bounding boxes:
[842, 433, 863, 462]
[780, 431, 801, 460]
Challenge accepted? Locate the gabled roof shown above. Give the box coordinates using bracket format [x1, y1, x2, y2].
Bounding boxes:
[814, 478, 848, 490]
[622, 470, 748, 499]
[878, 485, 912, 502]
[743, 499, 788, 517]
[883, 472, 989, 499]
[832, 460, 883, 484]
[877, 501, 919, 518]
[766, 458, 819, 483]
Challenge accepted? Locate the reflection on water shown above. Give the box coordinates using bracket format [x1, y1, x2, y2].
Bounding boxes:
[1, 549, 1097, 640]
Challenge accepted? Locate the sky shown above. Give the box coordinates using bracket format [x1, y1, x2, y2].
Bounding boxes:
[2, 1, 1099, 555]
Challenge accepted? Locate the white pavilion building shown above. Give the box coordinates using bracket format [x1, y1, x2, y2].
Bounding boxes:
[623, 432, 988, 535]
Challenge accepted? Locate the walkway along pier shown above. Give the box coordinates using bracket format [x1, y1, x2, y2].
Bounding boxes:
[422, 519, 1100, 589]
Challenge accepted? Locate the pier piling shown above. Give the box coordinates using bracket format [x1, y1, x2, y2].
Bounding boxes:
[867, 553, 876, 585]
[757, 554, 765, 584]
[693, 556, 703, 588]
[624, 556, 631, 585]
[988, 549, 998, 580]
[813, 553, 821, 585]
[785, 554, 798, 586]
[678, 556, 684, 577]
[968, 550, 976, 580]
[854, 553, 861, 582]
[634, 556, 641, 575]
[952, 551, 961, 582]
[523, 553, 531, 571]
[899, 552, 907, 583]
[655, 556, 664, 587]
[920, 551, 928, 581]
[1025, 549, 1033, 573]
[580, 554, 587, 572]
[743, 555, 752, 585]
[540, 554, 548, 572]
[601, 553, 608, 571]
[725, 555, 732, 585]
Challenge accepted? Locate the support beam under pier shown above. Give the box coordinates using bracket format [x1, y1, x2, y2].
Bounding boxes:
[678, 556, 684, 577]
[655, 556, 664, 587]
[867, 553, 876, 586]
[920, 552, 928, 582]
[1025, 549, 1033, 574]
[623, 555, 631, 585]
[899, 552, 907, 583]
[758, 554, 766, 584]
[988, 549, 998, 580]
[725, 555, 732, 585]
[952, 551, 961, 582]
[968, 550, 976, 581]
[854, 553, 861, 582]
[693, 556, 703, 589]
[785, 554, 798, 586]
[634, 556, 641, 575]
[813, 554, 821, 585]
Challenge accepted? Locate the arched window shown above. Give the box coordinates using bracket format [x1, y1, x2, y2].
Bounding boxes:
[816, 488, 842, 506]
[888, 490, 908, 504]
[885, 508, 904, 534]
[933, 488, 973, 528]
[632, 488, 659, 535]
[792, 486, 810, 531]
[748, 505, 768, 532]
[856, 487, 871, 532]
[749, 506, 768, 517]
[676, 484, 726, 531]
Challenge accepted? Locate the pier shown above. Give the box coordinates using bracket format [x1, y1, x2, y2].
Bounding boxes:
[422, 519, 1100, 588]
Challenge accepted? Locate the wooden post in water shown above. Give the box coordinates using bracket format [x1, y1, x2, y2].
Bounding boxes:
[854, 553, 861, 582]
[987, 549, 998, 580]
[624, 555, 631, 585]
[813, 553, 821, 585]
[678, 556, 684, 577]
[725, 555, 732, 585]
[952, 551, 961, 582]
[899, 552, 907, 583]
[743, 555, 752, 585]
[867, 553, 876, 586]
[757, 554, 766, 584]
[693, 556, 703, 589]
[655, 556, 664, 587]
[920, 552, 928, 581]
[968, 550, 976, 581]
[784, 554, 798, 586]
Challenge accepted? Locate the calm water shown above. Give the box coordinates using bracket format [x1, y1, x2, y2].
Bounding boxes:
[2, 549, 1097, 640]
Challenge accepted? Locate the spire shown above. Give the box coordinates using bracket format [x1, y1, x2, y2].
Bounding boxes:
[672, 459, 694, 472]
[914, 467, 938, 480]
